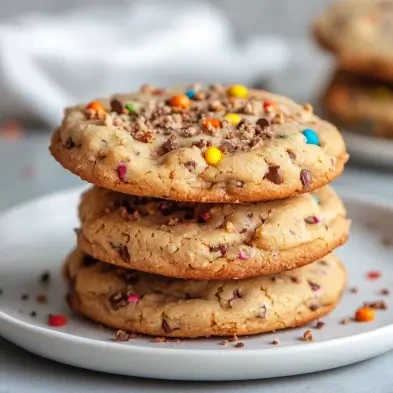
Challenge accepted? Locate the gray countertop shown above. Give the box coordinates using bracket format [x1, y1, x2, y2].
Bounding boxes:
[1, 134, 393, 392]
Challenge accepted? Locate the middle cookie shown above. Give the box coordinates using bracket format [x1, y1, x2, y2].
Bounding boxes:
[78, 186, 349, 280]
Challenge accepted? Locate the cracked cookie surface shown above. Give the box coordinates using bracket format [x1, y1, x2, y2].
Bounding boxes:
[314, 0, 393, 81]
[65, 248, 346, 338]
[323, 70, 393, 139]
[77, 185, 350, 279]
[50, 84, 347, 203]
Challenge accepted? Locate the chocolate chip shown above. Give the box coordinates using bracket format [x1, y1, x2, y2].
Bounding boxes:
[109, 292, 128, 310]
[21, 294, 28, 300]
[264, 165, 283, 185]
[256, 118, 270, 129]
[315, 321, 325, 329]
[287, 149, 296, 161]
[40, 271, 50, 284]
[161, 139, 178, 154]
[110, 99, 124, 114]
[162, 319, 173, 334]
[290, 276, 300, 284]
[300, 169, 311, 189]
[220, 141, 236, 153]
[309, 303, 320, 311]
[235, 342, 245, 348]
[119, 246, 130, 262]
[308, 281, 320, 292]
[82, 254, 97, 267]
[184, 160, 197, 171]
[209, 244, 227, 255]
[65, 137, 75, 149]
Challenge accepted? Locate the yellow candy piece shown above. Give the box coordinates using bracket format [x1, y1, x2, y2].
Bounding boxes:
[227, 84, 248, 98]
[205, 147, 223, 165]
[224, 113, 242, 125]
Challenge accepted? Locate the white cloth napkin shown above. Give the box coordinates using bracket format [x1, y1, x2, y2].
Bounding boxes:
[0, 1, 290, 127]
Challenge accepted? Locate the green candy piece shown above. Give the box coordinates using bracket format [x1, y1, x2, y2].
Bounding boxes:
[125, 103, 135, 113]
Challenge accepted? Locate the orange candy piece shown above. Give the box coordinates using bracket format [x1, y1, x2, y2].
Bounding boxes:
[355, 307, 375, 322]
[168, 94, 190, 109]
[87, 101, 107, 113]
[203, 118, 221, 129]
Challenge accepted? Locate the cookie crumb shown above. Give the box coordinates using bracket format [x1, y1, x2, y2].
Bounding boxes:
[21, 294, 29, 301]
[302, 330, 313, 342]
[349, 287, 359, 294]
[30, 311, 37, 317]
[380, 289, 390, 296]
[114, 329, 130, 342]
[152, 337, 166, 343]
[228, 334, 239, 343]
[235, 342, 245, 348]
[40, 271, 51, 284]
[219, 340, 228, 346]
[364, 300, 387, 310]
[36, 294, 47, 304]
[340, 318, 351, 325]
[272, 338, 280, 345]
[381, 237, 393, 247]
[315, 321, 325, 330]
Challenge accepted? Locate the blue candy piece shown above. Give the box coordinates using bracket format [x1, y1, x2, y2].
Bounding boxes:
[312, 195, 319, 204]
[302, 129, 319, 145]
[185, 89, 196, 99]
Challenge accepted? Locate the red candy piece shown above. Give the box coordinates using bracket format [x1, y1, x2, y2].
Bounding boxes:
[367, 271, 381, 280]
[48, 314, 68, 327]
[263, 100, 274, 111]
[117, 163, 127, 182]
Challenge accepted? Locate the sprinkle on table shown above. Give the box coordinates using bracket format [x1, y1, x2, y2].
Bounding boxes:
[227, 84, 248, 98]
[48, 314, 68, 327]
[355, 307, 375, 322]
[204, 147, 223, 165]
[367, 271, 381, 280]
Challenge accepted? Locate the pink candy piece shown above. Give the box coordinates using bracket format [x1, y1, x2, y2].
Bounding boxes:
[305, 216, 321, 224]
[127, 294, 139, 304]
[117, 163, 127, 182]
[238, 250, 249, 260]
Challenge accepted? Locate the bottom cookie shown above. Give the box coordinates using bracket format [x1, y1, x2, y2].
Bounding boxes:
[65, 249, 346, 338]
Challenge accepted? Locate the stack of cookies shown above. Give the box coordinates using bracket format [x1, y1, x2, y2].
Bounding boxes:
[50, 83, 350, 338]
[314, 0, 393, 139]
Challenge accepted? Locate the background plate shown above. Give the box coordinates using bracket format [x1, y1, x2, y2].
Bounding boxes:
[0, 188, 392, 381]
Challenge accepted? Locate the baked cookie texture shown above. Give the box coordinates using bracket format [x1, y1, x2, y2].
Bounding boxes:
[77, 185, 350, 280]
[50, 84, 347, 203]
[323, 70, 393, 139]
[314, 0, 393, 82]
[66, 248, 346, 338]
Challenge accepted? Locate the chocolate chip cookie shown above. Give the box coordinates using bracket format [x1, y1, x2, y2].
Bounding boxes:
[323, 70, 393, 139]
[66, 248, 346, 338]
[50, 84, 347, 203]
[314, 0, 393, 82]
[77, 185, 349, 279]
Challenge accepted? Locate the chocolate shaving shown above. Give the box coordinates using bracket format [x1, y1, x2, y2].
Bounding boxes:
[264, 165, 283, 184]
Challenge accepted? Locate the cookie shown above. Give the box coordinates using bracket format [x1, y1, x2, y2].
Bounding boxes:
[323, 70, 393, 139]
[66, 248, 346, 338]
[77, 185, 350, 280]
[50, 84, 347, 203]
[314, 0, 393, 82]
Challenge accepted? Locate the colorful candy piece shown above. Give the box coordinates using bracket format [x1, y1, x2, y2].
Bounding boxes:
[302, 129, 319, 145]
[117, 163, 127, 182]
[168, 94, 190, 109]
[87, 101, 106, 113]
[355, 307, 375, 322]
[204, 147, 223, 165]
[185, 89, 196, 99]
[127, 294, 139, 304]
[227, 85, 248, 98]
[263, 100, 274, 112]
[238, 250, 249, 260]
[125, 103, 135, 113]
[224, 113, 242, 125]
[48, 314, 68, 327]
[203, 118, 221, 129]
[367, 270, 381, 280]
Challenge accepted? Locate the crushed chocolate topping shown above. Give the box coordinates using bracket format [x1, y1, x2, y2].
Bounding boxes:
[209, 244, 227, 255]
[160, 139, 178, 155]
[264, 165, 283, 184]
[300, 169, 311, 189]
[220, 140, 236, 153]
[192, 139, 212, 149]
[184, 160, 197, 171]
[182, 127, 199, 137]
[110, 99, 124, 114]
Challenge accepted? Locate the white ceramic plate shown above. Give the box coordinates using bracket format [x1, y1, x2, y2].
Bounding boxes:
[0, 188, 392, 381]
[342, 131, 393, 167]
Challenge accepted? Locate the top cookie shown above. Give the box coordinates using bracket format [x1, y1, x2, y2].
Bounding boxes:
[50, 84, 347, 203]
[314, 0, 393, 82]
